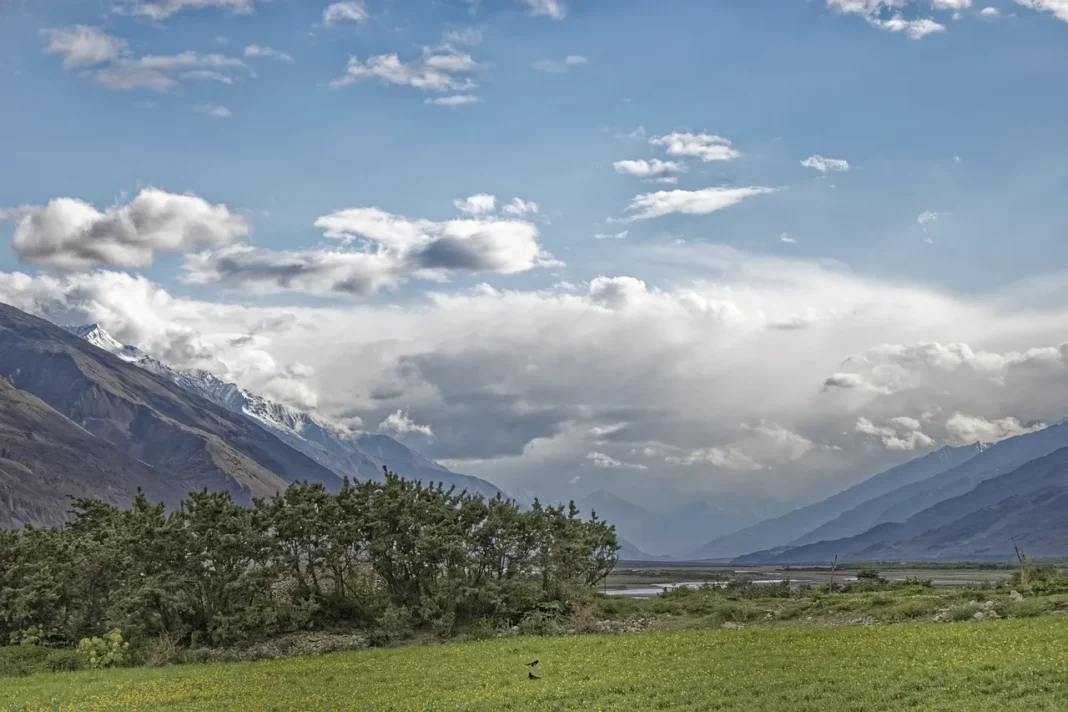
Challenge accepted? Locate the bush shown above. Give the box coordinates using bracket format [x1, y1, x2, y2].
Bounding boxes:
[139, 633, 180, 668]
[891, 599, 934, 621]
[945, 603, 981, 622]
[369, 605, 414, 647]
[0, 646, 84, 677]
[517, 609, 562, 636]
[77, 629, 129, 669]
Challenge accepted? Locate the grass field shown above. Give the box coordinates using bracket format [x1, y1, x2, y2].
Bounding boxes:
[6, 617, 1068, 711]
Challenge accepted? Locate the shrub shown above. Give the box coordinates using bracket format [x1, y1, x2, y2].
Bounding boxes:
[0, 646, 84, 677]
[517, 609, 562, 636]
[77, 629, 129, 669]
[369, 605, 414, 647]
[945, 603, 981, 622]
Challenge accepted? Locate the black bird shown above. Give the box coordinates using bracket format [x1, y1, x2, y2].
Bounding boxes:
[528, 671, 540, 681]
[526, 660, 539, 667]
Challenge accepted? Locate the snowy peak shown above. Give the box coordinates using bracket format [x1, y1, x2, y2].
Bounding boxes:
[63, 322, 505, 500]
[63, 324, 132, 358]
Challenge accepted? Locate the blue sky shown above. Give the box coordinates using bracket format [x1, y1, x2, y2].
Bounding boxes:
[3, 0, 1068, 514]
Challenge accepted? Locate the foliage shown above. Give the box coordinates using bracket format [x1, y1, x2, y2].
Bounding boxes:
[77, 629, 129, 669]
[0, 468, 618, 654]
[8, 618, 1068, 710]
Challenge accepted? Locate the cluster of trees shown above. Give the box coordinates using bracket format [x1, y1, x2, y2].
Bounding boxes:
[0, 470, 619, 648]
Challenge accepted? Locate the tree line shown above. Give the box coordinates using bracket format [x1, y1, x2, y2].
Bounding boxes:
[0, 469, 619, 650]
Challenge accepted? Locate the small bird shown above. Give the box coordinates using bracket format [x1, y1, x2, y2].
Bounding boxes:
[528, 671, 540, 680]
[526, 660, 539, 667]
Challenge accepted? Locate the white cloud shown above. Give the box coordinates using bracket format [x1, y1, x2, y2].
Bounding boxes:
[594, 230, 629, 240]
[42, 28, 249, 92]
[42, 26, 127, 68]
[624, 186, 775, 221]
[518, 0, 568, 19]
[1016, 0, 1068, 23]
[826, 1, 954, 37]
[121, 0, 262, 20]
[379, 410, 434, 437]
[195, 104, 233, 119]
[668, 422, 814, 471]
[650, 133, 741, 162]
[917, 210, 941, 224]
[502, 198, 539, 216]
[425, 94, 482, 107]
[780, 233, 797, 244]
[182, 70, 234, 84]
[243, 45, 294, 63]
[980, 6, 1002, 16]
[802, 155, 851, 174]
[455, 194, 497, 215]
[533, 55, 588, 73]
[945, 413, 1045, 445]
[183, 200, 557, 297]
[587, 452, 648, 470]
[9, 188, 249, 270]
[323, 1, 369, 25]
[11, 242, 1068, 501]
[330, 46, 479, 92]
[613, 159, 685, 183]
[876, 15, 947, 37]
[855, 416, 936, 451]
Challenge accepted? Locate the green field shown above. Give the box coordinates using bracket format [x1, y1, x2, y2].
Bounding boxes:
[6, 617, 1068, 711]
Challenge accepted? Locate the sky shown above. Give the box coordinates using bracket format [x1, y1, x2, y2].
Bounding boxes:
[2, 0, 1068, 514]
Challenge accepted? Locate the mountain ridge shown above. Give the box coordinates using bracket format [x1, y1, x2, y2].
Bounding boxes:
[62, 323, 504, 501]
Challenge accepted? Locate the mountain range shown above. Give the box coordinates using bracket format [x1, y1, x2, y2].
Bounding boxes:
[0, 302, 505, 528]
[6, 299, 1068, 562]
[716, 419, 1068, 563]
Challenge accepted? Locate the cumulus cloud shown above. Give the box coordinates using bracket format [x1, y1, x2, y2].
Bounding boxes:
[9, 188, 250, 270]
[42, 26, 127, 68]
[533, 55, 587, 73]
[802, 155, 851, 174]
[330, 45, 479, 92]
[243, 45, 294, 63]
[379, 410, 434, 437]
[9, 243, 1068, 502]
[624, 186, 775, 221]
[650, 133, 741, 162]
[183, 201, 557, 297]
[855, 416, 936, 451]
[1016, 0, 1068, 23]
[42, 27, 251, 91]
[587, 451, 648, 470]
[917, 210, 941, 224]
[945, 413, 1046, 444]
[455, 194, 497, 215]
[780, 233, 797, 244]
[826, 1, 950, 37]
[613, 159, 685, 184]
[323, 1, 369, 25]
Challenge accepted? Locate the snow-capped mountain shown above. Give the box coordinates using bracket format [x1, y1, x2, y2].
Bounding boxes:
[63, 324, 504, 500]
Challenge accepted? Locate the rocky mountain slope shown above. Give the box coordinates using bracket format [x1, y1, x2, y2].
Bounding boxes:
[64, 324, 503, 500]
[0, 377, 184, 528]
[0, 303, 342, 515]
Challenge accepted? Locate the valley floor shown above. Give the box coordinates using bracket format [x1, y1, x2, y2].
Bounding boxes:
[6, 617, 1068, 711]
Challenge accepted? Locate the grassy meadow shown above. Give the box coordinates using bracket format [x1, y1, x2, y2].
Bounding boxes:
[5, 616, 1068, 711]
